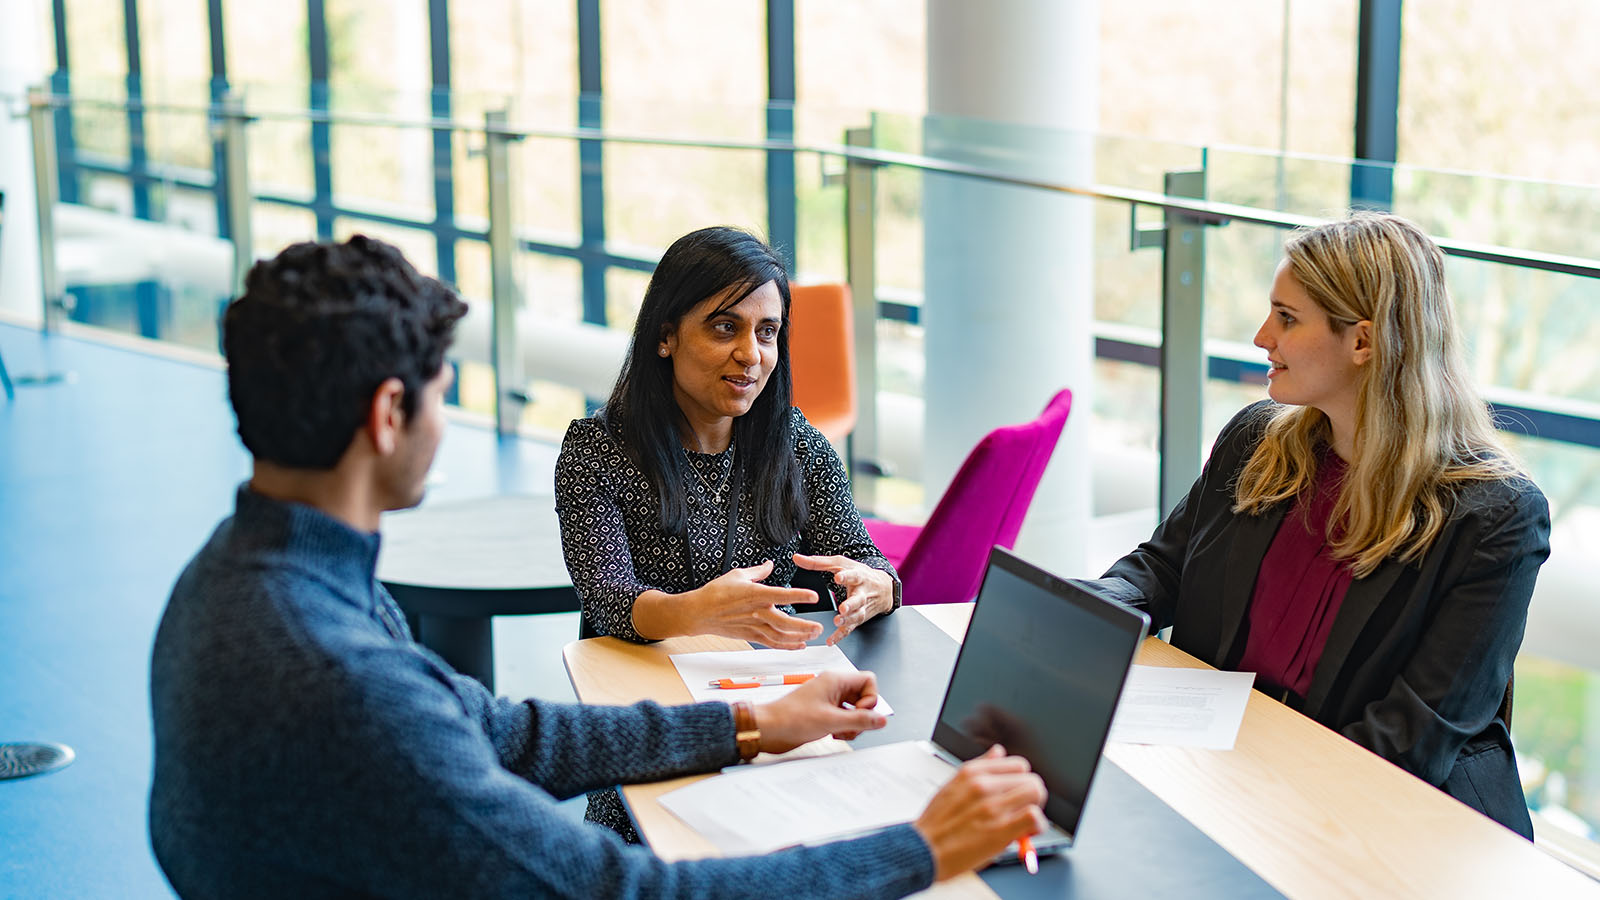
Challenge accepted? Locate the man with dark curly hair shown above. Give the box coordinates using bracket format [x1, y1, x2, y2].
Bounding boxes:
[148, 235, 1046, 899]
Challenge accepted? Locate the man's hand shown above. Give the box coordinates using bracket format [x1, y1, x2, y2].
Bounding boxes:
[792, 553, 895, 645]
[912, 745, 1048, 882]
[753, 670, 888, 753]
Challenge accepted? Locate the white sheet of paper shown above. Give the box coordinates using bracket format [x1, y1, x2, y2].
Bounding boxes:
[668, 644, 893, 715]
[658, 741, 953, 855]
[1107, 664, 1256, 750]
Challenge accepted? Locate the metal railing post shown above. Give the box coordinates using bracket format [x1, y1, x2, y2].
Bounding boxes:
[27, 85, 66, 332]
[218, 91, 254, 297]
[844, 125, 879, 504]
[1158, 169, 1208, 516]
[485, 109, 525, 435]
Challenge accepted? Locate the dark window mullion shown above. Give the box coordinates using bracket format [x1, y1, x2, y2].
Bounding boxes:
[122, 0, 151, 221]
[307, 0, 334, 240]
[1352, 0, 1402, 210]
[577, 0, 605, 325]
[207, 0, 230, 239]
[765, 0, 796, 273]
[428, 0, 456, 287]
[50, 0, 80, 204]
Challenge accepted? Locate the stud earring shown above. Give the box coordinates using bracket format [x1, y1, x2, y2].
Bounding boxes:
[658, 346, 669, 357]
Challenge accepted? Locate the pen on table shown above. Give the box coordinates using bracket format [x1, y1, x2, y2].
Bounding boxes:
[1017, 836, 1038, 875]
[707, 673, 817, 690]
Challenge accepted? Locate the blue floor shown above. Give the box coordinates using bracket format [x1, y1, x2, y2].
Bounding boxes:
[0, 323, 579, 897]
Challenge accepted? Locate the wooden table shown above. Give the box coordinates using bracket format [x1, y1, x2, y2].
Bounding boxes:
[379, 494, 578, 690]
[563, 604, 1600, 899]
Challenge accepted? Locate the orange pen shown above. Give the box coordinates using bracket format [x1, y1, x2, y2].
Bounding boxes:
[1017, 835, 1038, 875]
[707, 673, 817, 690]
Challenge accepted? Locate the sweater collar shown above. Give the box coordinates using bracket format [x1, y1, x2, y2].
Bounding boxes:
[231, 484, 384, 601]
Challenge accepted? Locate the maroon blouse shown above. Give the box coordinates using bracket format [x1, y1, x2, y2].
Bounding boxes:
[1237, 453, 1354, 699]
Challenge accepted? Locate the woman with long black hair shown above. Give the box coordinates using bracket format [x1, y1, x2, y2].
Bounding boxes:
[555, 228, 900, 838]
[556, 226, 899, 652]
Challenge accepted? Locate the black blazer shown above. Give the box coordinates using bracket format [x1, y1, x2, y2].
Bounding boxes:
[1102, 401, 1550, 837]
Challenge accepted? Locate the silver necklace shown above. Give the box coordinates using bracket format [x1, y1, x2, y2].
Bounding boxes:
[685, 437, 735, 504]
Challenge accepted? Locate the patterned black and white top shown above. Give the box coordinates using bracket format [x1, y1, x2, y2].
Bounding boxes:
[554, 407, 900, 642]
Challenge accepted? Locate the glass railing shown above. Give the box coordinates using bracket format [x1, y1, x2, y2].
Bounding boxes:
[7, 78, 1600, 852]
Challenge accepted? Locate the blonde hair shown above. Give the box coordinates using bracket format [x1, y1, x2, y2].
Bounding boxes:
[1233, 212, 1521, 577]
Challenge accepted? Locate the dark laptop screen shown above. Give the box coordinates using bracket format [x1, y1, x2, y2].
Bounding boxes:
[931, 548, 1149, 839]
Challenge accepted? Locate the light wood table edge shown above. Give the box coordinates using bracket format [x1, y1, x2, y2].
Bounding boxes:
[560, 629, 995, 898]
[912, 604, 1600, 899]
[560, 606, 1600, 899]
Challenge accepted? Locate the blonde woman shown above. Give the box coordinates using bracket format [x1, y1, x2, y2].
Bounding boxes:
[1101, 213, 1549, 837]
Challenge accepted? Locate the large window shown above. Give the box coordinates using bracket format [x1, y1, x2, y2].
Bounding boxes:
[324, 0, 434, 218]
[601, 0, 768, 265]
[1400, 0, 1600, 183]
[1101, 0, 1358, 159]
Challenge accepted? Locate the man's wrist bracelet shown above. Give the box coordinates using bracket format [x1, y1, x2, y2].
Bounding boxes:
[732, 700, 761, 761]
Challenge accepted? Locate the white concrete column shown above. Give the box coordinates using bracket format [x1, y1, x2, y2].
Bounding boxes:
[923, 0, 1099, 577]
[0, 0, 46, 322]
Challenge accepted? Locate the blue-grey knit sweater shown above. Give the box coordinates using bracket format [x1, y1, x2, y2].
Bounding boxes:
[149, 487, 936, 898]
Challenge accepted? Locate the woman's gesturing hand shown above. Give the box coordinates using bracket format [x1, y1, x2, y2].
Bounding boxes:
[686, 560, 823, 649]
[792, 553, 896, 645]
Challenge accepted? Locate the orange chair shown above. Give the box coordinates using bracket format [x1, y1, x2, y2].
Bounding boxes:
[787, 283, 856, 443]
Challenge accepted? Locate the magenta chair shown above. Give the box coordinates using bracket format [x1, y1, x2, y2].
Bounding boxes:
[865, 389, 1072, 606]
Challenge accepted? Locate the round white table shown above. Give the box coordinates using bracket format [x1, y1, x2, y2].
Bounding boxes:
[378, 494, 579, 691]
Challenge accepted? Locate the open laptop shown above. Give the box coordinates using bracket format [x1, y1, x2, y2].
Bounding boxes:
[659, 545, 1150, 858]
[929, 546, 1151, 859]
